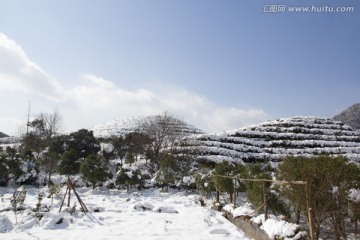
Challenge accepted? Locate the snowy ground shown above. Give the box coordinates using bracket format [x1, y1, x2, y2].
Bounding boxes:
[0, 187, 248, 240]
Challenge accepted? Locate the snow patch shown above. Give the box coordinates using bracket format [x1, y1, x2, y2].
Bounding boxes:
[252, 214, 306, 240]
[0, 215, 13, 233]
[349, 188, 360, 203]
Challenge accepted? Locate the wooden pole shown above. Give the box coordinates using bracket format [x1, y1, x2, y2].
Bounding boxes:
[67, 178, 71, 207]
[59, 186, 69, 212]
[306, 182, 315, 240]
[59, 178, 89, 214]
[213, 174, 306, 185]
[215, 175, 220, 203]
[355, 218, 358, 234]
[212, 174, 309, 228]
[233, 179, 237, 209]
[263, 182, 268, 221]
[69, 180, 88, 213]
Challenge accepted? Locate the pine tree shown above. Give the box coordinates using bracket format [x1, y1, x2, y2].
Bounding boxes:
[80, 154, 108, 190]
[156, 154, 178, 192]
[277, 155, 360, 239]
[58, 149, 80, 176]
[116, 164, 143, 192]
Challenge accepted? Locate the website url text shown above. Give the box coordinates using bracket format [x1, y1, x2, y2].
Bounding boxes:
[262, 5, 355, 13]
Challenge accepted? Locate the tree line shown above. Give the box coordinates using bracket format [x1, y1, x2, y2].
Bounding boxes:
[1, 110, 360, 239]
[0, 111, 194, 191]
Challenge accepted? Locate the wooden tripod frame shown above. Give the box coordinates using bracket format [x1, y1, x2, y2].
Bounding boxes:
[59, 177, 88, 214]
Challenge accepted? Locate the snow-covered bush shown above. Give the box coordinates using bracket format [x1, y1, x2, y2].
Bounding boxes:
[0, 147, 39, 186]
[195, 170, 215, 197]
[116, 164, 144, 192]
[16, 156, 39, 185]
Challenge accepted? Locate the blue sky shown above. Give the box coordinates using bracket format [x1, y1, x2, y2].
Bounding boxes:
[0, 0, 359, 135]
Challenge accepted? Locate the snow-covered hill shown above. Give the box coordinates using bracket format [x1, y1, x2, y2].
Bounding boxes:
[334, 103, 360, 130]
[174, 116, 360, 164]
[90, 115, 205, 138]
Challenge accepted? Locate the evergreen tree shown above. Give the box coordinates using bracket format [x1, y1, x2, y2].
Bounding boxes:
[196, 168, 215, 197]
[116, 164, 143, 192]
[67, 129, 100, 160]
[213, 161, 235, 203]
[155, 154, 178, 192]
[241, 162, 289, 217]
[80, 154, 108, 190]
[58, 149, 80, 176]
[48, 134, 69, 156]
[110, 135, 126, 164]
[124, 132, 150, 162]
[242, 163, 271, 207]
[0, 147, 22, 186]
[277, 155, 360, 240]
[38, 151, 59, 186]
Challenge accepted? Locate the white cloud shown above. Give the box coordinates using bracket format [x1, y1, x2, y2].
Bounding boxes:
[0, 117, 25, 136]
[0, 33, 64, 101]
[64, 74, 269, 133]
[0, 33, 270, 134]
[203, 108, 269, 133]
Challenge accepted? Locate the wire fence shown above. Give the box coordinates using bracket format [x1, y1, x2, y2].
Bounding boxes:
[212, 174, 315, 239]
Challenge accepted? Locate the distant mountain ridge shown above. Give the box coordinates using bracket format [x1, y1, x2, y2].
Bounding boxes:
[334, 103, 360, 129]
[90, 115, 205, 138]
[0, 132, 9, 138]
[173, 116, 360, 164]
[91, 115, 360, 164]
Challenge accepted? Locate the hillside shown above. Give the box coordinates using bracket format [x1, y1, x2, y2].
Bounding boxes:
[91, 115, 205, 138]
[0, 131, 19, 146]
[0, 132, 9, 138]
[174, 116, 360, 164]
[334, 103, 360, 129]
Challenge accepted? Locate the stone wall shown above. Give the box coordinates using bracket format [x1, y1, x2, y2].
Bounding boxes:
[221, 210, 271, 240]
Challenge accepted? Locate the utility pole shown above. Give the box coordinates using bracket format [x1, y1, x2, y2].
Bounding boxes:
[26, 101, 31, 135]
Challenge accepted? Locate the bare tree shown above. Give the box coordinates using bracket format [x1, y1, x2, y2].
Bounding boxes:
[35, 107, 63, 141]
[140, 112, 188, 171]
[21, 108, 63, 162]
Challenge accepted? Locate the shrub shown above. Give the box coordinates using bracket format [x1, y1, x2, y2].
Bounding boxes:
[116, 164, 143, 192]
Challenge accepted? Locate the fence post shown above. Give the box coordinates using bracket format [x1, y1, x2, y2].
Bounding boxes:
[215, 175, 220, 203]
[306, 182, 315, 240]
[264, 182, 268, 221]
[233, 178, 237, 209]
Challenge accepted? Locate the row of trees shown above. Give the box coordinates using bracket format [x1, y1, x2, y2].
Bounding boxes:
[197, 156, 360, 240]
[1, 111, 196, 190]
